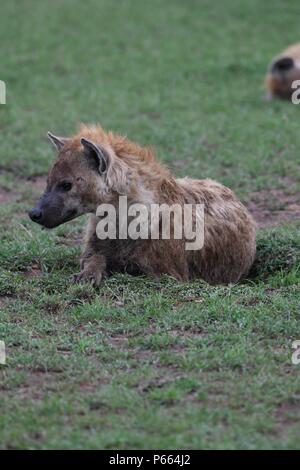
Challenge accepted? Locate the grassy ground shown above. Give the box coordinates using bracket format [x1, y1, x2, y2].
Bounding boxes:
[0, 0, 300, 449]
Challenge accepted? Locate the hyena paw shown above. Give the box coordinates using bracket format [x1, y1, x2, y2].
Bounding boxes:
[73, 269, 104, 287]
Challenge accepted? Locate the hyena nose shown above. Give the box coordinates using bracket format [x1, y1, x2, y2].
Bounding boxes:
[29, 208, 42, 222]
[271, 57, 294, 74]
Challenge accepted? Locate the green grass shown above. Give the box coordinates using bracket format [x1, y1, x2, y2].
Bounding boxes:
[0, 0, 300, 450]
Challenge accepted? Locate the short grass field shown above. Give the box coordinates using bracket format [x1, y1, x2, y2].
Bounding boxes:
[1, 0, 300, 450]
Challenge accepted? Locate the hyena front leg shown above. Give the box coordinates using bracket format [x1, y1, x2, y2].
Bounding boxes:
[74, 215, 106, 286]
[74, 249, 107, 287]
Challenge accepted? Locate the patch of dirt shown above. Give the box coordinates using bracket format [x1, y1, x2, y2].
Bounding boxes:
[0, 174, 47, 206]
[0, 186, 20, 204]
[138, 372, 184, 394]
[274, 399, 300, 435]
[108, 334, 129, 348]
[2, 369, 62, 400]
[23, 262, 43, 278]
[26, 176, 47, 194]
[247, 188, 300, 228]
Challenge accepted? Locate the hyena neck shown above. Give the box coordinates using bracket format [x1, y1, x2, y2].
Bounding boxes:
[109, 152, 175, 208]
[125, 168, 178, 208]
[129, 177, 157, 207]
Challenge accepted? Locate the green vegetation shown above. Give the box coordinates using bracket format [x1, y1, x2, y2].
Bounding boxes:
[0, 0, 299, 449]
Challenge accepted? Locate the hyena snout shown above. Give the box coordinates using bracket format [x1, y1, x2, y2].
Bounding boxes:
[29, 192, 77, 228]
[28, 207, 43, 222]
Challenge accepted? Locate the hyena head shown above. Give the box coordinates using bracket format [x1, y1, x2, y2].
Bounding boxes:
[266, 56, 300, 99]
[29, 132, 128, 228]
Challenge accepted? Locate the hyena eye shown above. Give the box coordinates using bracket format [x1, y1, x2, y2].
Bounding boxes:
[58, 181, 72, 192]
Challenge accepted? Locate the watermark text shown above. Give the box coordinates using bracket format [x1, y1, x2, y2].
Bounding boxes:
[0, 80, 6, 104]
[96, 197, 205, 251]
[0, 341, 5, 364]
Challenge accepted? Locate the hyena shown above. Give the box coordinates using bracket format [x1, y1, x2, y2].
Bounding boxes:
[29, 124, 256, 285]
[265, 42, 300, 100]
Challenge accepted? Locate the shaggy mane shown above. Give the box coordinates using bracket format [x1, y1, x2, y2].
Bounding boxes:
[74, 124, 155, 163]
[68, 124, 172, 184]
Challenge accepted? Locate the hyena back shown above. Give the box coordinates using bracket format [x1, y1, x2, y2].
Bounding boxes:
[29, 124, 256, 285]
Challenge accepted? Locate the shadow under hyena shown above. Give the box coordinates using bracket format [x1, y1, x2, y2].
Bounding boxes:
[246, 228, 300, 281]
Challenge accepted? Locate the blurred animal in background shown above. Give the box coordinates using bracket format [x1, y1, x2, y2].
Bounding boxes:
[265, 42, 300, 100]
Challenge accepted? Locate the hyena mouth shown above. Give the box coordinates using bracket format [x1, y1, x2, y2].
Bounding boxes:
[65, 209, 78, 221]
[42, 209, 78, 229]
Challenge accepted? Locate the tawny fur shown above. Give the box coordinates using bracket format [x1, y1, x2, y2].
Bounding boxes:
[265, 42, 300, 99]
[35, 124, 256, 285]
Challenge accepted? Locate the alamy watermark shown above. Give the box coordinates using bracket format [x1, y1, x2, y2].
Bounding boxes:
[0, 80, 6, 104]
[291, 340, 300, 365]
[291, 80, 300, 104]
[0, 341, 5, 365]
[95, 197, 204, 250]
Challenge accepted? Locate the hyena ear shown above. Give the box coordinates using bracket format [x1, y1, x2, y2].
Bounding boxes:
[47, 132, 68, 151]
[80, 138, 110, 174]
